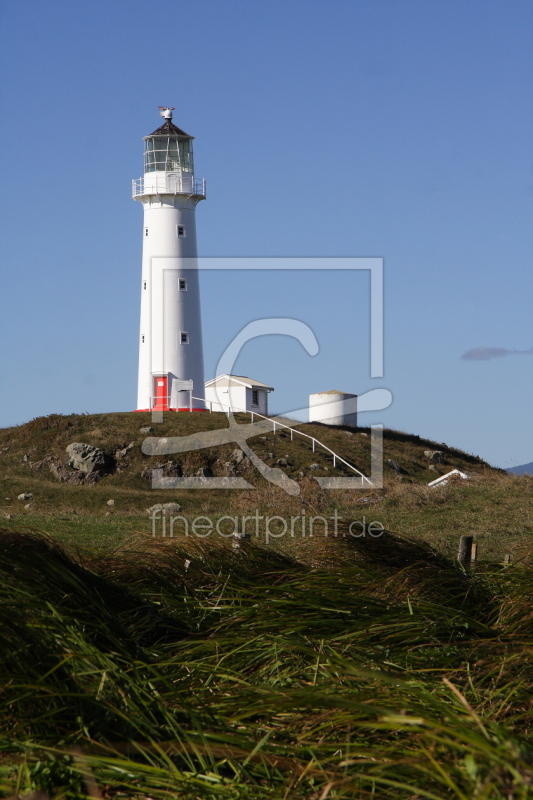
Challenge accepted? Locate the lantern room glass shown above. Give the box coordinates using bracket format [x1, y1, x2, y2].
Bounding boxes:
[144, 136, 194, 173]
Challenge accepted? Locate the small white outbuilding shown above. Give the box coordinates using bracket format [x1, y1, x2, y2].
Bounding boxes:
[205, 375, 274, 415]
[309, 390, 358, 427]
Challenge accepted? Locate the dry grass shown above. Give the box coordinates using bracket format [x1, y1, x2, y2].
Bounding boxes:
[0, 412, 530, 563]
[1, 528, 533, 798]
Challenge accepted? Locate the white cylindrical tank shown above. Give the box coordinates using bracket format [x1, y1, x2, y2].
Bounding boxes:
[133, 109, 206, 411]
[309, 391, 358, 427]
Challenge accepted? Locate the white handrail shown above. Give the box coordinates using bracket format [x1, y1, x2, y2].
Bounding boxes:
[190, 395, 370, 484]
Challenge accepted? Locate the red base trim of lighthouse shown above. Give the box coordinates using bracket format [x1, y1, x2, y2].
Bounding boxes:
[133, 408, 208, 412]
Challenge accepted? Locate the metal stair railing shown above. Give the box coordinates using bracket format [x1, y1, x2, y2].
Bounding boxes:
[191, 395, 371, 485]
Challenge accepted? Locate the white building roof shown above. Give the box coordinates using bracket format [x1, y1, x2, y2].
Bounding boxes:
[428, 469, 470, 487]
[205, 374, 274, 391]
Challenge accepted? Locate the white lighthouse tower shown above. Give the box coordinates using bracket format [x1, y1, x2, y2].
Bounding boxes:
[133, 107, 206, 411]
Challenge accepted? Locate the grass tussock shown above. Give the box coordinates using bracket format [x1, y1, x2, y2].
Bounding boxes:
[1, 529, 533, 798]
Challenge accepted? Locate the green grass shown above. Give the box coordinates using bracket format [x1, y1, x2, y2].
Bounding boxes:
[1, 412, 532, 796]
[1, 411, 531, 562]
[1, 529, 533, 798]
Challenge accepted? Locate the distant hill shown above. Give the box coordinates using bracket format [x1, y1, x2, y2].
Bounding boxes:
[507, 462, 533, 476]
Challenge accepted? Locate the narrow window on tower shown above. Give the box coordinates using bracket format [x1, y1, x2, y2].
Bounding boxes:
[177, 225, 186, 238]
[252, 390, 259, 406]
[143, 281, 147, 290]
[144, 227, 149, 237]
[141, 335, 145, 343]
[179, 278, 187, 291]
[180, 332, 189, 345]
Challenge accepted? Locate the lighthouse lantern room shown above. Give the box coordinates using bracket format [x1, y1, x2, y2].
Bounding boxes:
[133, 107, 206, 411]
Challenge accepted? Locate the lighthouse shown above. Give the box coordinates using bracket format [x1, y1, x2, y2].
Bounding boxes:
[133, 108, 206, 411]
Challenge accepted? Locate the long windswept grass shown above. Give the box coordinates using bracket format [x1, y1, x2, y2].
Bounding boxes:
[1, 529, 532, 799]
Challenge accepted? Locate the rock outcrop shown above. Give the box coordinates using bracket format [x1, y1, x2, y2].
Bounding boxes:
[424, 450, 444, 463]
[66, 443, 106, 474]
[32, 455, 105, 485]
[141, 461, 182, 480]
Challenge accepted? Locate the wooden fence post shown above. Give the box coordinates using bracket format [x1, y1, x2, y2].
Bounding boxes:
[457, 535, 473, 567]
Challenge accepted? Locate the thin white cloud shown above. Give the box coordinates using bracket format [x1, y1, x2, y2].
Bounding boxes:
[461, 347, 533, 361]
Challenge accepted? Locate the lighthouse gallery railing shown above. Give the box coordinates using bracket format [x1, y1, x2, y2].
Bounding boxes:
[132, 175, 206, 198]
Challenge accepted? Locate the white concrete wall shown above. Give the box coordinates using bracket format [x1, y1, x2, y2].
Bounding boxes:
[205, 384, 246, 413]
[245, 387, 268, 415]
[205, 384, 269, 415]
[309, 392, 358, 427]
[135, 178, 205, 410]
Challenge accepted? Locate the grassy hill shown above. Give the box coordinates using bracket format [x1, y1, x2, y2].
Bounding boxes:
[1, 412, 532, 798]
[0, 411, 531, 562]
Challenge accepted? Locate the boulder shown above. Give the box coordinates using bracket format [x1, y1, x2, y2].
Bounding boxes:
[115, 442, 136, 459]
[17, 493, 33, 501]
[141, 461, 182, 480]
[33, 455, 103, 485]
[106, 499, 115, 506]
[24, 503, 35, 510]
[66, 443, 106, 474]
[51, 459, 102, 484]
[309, 464, 321, 470]
[196, 467, 213, 477]
[388, 459, 401, 472]
[140, 426, 154, 434]
[147, 502, 182, 516]
[424, 450, 444, 463]
[229, 448, 245, 464]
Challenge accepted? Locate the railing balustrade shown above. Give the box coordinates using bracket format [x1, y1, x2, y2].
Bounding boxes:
[189, 395, 370, 484]
[132, 176, 206, 198]
[144, 395, 369, 483]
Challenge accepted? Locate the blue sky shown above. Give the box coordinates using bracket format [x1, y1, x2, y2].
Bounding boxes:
[0, 0, 531, 467]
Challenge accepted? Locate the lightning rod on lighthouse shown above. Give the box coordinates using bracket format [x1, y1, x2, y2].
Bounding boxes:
[133, 108, 206, 411]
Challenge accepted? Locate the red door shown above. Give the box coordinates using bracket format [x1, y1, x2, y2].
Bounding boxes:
[153, 376, 168, 410]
